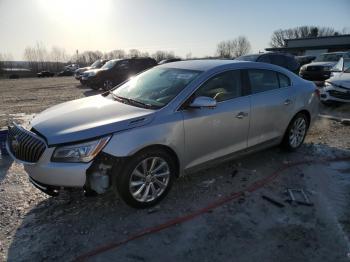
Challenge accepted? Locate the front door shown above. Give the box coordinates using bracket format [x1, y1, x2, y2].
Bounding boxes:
[181, 70, 251, 170]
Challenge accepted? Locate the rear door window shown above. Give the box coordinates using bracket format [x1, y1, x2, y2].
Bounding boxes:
[247, 69, 279, 94]
[278, 73, 291, 87]
[118, 60, 130, 70]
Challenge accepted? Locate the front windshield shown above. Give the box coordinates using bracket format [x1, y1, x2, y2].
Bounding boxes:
[91, 60, 102, 68]
[315, 54, 343, 62]
[112, 67, 201, 108]
[101, 60, 118, 70]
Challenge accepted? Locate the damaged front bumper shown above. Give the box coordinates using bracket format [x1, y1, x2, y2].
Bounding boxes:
[23, 147, 91, 187]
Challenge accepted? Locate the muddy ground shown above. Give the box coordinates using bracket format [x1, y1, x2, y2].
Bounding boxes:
[0, 77, 350, 262]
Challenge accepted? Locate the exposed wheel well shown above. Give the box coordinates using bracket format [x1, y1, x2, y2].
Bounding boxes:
[133, 145, 180, 177]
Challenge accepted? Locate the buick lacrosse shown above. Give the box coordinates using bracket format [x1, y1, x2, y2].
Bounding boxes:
[7, 60, 319, 208]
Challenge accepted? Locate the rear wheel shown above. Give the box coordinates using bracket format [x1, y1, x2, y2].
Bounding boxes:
[103, 80, 114, 91]
[115, 148, 176, 208]
[281, 113, 309, 151]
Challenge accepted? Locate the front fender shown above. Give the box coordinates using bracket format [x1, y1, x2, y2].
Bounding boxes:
[102, 112, 185, 173]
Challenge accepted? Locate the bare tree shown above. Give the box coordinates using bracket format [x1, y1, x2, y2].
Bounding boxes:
[128, 49, 141, 58]
[105, 49, 126, 59]
[152, 50, 175, 62]
[216, 36, 251, 58]
[232, 36, 251, 57]
[76, 50, 103, 66]
[270, 26, 340, 47]
[24, 46, 38, 72]
[50, 46, 67, 71]
[342, 27, 350, 34]
[186, 52, 192, 60]
[35, 42, 48, 71]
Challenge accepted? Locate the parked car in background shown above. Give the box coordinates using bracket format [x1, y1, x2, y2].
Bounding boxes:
[37, 71, 54, 77]
[235, 52, 299, 73]
[158, 58, 182, 65]
[75, 59, 109, 83]
[57, 69, 74, 77]
[82, 57, 157, 90]
[321, 61, 350, 104]
[65, 64, 79, 72]
[330, 57, 350, 78]
[295, 55, 316, 67]
[299, 51, 350, 81]
[6, 60, 319, 208]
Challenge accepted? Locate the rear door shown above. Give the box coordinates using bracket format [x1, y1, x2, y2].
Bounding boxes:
[246, 69, 295, 147]
[181, 70, 251, 170]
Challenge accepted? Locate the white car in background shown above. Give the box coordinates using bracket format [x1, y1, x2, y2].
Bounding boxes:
[321, 58, 350, 104]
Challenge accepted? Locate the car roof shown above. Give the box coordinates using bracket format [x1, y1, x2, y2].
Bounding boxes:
[159, 59, 241, 71]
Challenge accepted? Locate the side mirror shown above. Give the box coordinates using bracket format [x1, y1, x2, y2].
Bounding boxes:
[189, 96, 217, 109]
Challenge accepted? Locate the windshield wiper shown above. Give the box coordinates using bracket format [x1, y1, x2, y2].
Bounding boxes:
[111, 93, 158, 109]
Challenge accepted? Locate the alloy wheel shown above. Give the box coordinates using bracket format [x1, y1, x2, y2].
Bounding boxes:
[289, 117, 307, 148]
[129, 157, 170, 203]
[103, 80, 114, 90]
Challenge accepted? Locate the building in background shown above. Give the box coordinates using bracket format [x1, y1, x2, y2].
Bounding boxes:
[266, 34, 350, 57]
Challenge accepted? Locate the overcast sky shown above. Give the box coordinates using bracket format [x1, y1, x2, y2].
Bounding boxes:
[0, 0, 349, 60]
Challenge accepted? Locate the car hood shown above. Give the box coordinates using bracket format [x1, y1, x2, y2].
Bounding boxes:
[30, 95, 155, 145]
[307, 61, 336, 67]
[76, 67, 91, 74]
[84, 68, 107, 74]
[327, 73, 350, 89]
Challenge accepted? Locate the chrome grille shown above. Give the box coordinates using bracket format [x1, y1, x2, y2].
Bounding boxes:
[7, 124, 46, 163]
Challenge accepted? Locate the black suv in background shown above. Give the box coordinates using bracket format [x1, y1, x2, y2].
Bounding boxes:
[82, 57, 157, 90]
[75, 59, 109, 84]
[235, 52, 300, 73]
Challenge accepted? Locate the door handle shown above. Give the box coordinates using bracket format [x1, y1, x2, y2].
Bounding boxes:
[284, 99, 292, 105]
[236, 112, 248, 119]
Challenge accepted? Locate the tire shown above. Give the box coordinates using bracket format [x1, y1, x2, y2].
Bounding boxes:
[115, 148, 176, 208]
[281, 113, 309, 151]
[102, 80, 114, 91]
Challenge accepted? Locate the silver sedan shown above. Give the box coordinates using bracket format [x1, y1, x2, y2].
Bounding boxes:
[7, 60, 319, 208]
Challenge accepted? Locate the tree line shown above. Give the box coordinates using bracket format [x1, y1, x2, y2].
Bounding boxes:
[0, 25, 349, 74]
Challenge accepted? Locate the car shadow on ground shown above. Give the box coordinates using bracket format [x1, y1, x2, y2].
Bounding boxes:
[6, 144, 350, 261]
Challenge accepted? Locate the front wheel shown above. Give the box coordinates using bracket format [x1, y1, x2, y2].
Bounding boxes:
[115, 148, 176, 208]
[281, 113, 309, 151]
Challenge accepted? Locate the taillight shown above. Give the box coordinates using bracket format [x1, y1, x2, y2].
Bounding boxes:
[314, 88, 320, 99]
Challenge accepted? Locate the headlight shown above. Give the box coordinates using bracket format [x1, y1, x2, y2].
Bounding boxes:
[323, 82, 333, 89]
[300, 65, 306, 71]
[88, 71, 97, 77]
[52, 136, 110, 163]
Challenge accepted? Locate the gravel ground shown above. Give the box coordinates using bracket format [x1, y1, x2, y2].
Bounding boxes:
[0, 77, 350, 261]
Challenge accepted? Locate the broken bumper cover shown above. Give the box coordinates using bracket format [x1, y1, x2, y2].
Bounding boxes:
[9, 146, 92, 187]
